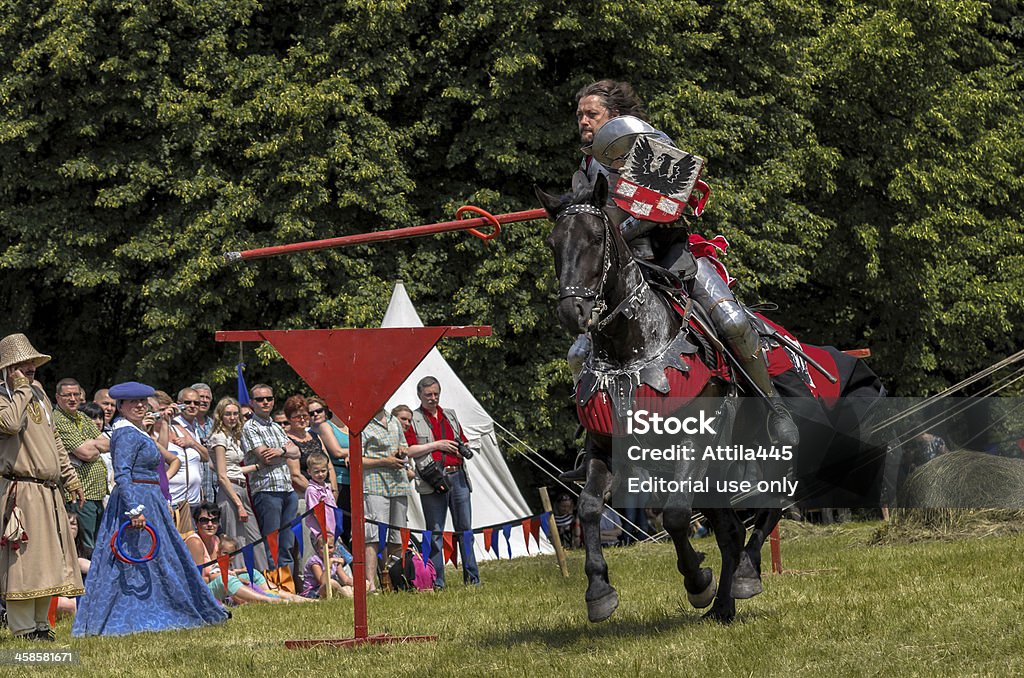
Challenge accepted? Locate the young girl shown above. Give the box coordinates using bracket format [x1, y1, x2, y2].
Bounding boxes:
[302, 534, 355, 599]
[303, 451, 337, 543]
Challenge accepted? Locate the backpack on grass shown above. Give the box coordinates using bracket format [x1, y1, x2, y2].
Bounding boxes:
[388, 550, 436, 591]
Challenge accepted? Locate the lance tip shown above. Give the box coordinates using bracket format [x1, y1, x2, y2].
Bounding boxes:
[224, 251, 243, 264]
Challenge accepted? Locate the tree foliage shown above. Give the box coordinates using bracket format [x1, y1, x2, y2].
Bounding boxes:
[1, 0, 1021, 467]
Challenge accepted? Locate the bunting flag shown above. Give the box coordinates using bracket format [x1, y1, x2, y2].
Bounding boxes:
[401, 528, 413, 561]
[461, 531, 474, 563]
[48, 597, 57, 628]
[333, 506, 346, 535]
[530, 517, 541, 548]
[422, 530, 433, 565]
[242, 543, 256, 584]
[313, 501, 327, 538]
[266, 531, 279, 567]
[539, 512, 552, 540]
[236, 363, 251, 406]
[482, 528, 493, 555]
[217, 554, 231, 596]
[502, 524, 513, 559]
[378, 524, 388, 557]
[521, 519, 532, 554]
[490, 527, 500, 559]
[442, 532, 456, 567]
[292, 523, 304, 558]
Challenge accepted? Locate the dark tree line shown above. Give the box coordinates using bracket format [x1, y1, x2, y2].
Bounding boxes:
[2, 0, 1021, 465]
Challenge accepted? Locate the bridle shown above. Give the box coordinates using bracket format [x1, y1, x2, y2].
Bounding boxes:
[555, 203, 647, 332]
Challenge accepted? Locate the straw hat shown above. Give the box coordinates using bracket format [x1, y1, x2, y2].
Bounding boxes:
[0, 333, 51, 372]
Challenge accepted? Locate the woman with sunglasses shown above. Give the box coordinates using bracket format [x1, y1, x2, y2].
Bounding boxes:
[73, 382, 228, 636]
[281, 396, 335, 491]
[308, 396, 352, 545]
[281, 396, 336, 566]
[186, 503, 309, 604]
[209, 397, 267, 572]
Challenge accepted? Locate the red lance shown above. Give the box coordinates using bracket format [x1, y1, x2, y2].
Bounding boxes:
[223, 206, 548, 262]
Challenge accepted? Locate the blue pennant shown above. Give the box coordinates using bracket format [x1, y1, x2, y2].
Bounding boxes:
[292, 522, 304, 558]
[378, 523, 388, 557]
[490, 527, 500, 558]
[422, 530, 433, 564]
[539, 512, 552, 539]
[242, 544, 256, 585]
[502, 524, 513, 558]
[461, 530, 475, 561]
[236, 363, 250, 405]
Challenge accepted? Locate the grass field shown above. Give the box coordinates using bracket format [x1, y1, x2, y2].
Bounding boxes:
[18, 520, 1024, 677]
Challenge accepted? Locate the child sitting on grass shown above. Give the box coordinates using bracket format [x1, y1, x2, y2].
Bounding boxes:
[214, 535, 311, 604]
[302, 534, 356, 599]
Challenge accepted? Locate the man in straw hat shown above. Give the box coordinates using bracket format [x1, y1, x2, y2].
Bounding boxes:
[0, 333, 85, 641]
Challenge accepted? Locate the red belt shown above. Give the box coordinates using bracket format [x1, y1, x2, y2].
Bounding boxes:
[131, 479, 159, 485]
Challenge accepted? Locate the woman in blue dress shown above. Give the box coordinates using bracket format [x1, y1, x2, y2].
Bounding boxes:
[73, 382, 228, 636]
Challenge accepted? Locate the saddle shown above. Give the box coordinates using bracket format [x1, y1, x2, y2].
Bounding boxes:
[575, 276, 842, 437]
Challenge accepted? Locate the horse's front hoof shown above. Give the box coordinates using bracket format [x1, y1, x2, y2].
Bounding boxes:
[686, 569, 716, 609]
[731, 576, 763, 599]
[586, 589, 619, 623]
[731, 553, 763, 599]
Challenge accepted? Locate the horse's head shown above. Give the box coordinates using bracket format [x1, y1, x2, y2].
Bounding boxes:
[536, 172, 631, 335]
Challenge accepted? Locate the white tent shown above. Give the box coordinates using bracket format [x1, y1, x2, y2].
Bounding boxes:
[381, 281, 554, 561]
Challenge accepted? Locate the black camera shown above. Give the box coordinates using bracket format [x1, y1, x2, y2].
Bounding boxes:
[456, 440, 474, 460]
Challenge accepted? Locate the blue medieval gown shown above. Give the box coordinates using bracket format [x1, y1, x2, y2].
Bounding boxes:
[72, 419, 228, 636]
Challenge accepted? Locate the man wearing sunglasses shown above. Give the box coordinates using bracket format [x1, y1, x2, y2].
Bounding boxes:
[241, 384, 300, 573]
[186, 384, 217, 502]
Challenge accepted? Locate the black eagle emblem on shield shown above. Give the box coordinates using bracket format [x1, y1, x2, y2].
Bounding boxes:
[625, 136, 703, 202]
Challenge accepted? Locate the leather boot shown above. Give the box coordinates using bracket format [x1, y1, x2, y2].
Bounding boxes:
[739, 348, 799, 449]
[559, 447, 588, 483]
[559, 464, 588, 483]
[767, 396, 800, 449]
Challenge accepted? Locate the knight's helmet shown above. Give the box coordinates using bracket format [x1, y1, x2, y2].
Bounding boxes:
[591, 115, 659, 169]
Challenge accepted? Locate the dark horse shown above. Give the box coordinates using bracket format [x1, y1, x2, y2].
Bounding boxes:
[537, 173, 886, 624]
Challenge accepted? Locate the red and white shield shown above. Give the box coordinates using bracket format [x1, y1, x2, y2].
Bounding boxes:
[611, 178, 686, 223]
[611, 135, 710, 221]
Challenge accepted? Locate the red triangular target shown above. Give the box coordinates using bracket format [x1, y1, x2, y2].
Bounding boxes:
[228, 328, 448, 431]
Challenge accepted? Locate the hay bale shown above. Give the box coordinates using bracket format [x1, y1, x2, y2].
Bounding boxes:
[871, 450, 1024, 543]
[900, 449, 1024, 509]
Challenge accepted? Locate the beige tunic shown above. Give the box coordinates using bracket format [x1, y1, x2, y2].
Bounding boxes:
[0, 378, 85, 600]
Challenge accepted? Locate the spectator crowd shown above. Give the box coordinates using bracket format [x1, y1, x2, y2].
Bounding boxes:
[0, 332, 482, 640]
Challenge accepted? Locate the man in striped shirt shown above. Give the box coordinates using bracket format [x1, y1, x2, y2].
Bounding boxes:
[241, 383, 300, 570]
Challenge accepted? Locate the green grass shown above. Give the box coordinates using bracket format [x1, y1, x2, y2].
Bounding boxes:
[18, 521, 1024, 677]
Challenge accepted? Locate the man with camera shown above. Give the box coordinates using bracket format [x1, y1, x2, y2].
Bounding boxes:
[404, 376, 479, 590]
[360, 407, 412, 592]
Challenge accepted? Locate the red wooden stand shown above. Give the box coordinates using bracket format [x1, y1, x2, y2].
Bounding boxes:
[216, 325, 491, 647]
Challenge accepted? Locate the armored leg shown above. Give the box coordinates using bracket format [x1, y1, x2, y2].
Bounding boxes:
[688, 258, 799, 448]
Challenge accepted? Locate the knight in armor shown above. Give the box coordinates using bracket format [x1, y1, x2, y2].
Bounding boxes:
[563, 80, 798, 480]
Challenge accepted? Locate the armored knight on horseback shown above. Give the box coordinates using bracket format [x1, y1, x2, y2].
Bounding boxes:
[564, 80, 799, 474]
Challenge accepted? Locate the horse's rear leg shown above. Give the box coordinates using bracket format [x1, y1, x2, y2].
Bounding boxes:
[701, 509, 745, 623]
[732, 507, 782, 599]
[579, 458, 617, 622]
[663, 507, 716, 609]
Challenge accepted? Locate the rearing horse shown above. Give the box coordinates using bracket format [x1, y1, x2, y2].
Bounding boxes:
[537, 173, 784, 624]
